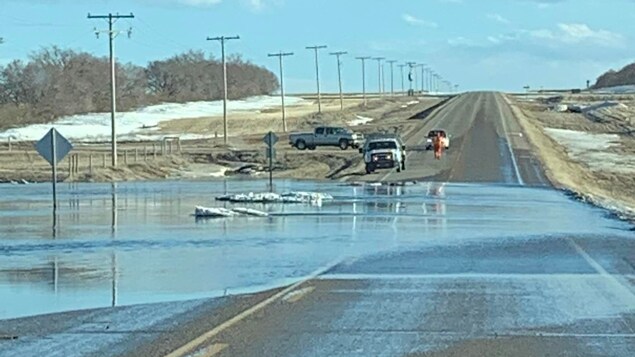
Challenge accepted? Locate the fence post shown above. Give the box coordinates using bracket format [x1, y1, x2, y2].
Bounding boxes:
[69, 156, 73, 179]
[177, 138, 182, 154]
[89, 154, 93, 174]
[144, 145, 148, 161]
[153, 143, 157, 160]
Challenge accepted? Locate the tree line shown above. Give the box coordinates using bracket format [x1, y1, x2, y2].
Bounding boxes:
[0, 47, 279, 130]
[594, 62, 635, 89]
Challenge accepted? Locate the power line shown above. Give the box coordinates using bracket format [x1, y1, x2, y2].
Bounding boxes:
[355, 56, 370, 107]
[329, 51, 347, 110]
[207, 35, 240, 145]
[88, 12, 135, 168]
[306, 45, 327, 113]
[268, 51, 294, 132]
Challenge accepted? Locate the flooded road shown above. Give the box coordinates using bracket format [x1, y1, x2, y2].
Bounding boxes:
[0, 179, 630, 320]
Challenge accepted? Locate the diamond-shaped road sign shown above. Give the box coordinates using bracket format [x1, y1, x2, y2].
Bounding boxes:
[35, 128, 73, 166]
[263, 131, 278, 147]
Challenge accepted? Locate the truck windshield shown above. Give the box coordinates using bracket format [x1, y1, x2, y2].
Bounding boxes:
[368, 141, 397, 150]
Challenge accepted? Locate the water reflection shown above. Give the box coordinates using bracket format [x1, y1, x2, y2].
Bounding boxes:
[111, 182, 118, 307]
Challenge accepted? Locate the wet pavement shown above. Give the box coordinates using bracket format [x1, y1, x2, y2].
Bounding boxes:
[0, 179, 631, 321]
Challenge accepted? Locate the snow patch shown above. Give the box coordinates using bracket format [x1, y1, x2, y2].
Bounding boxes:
[544, 128, 635, 174]
[348, 115, 374, 126]
[592, 85, 635, 94]
[215, 191, 333, 204]
[194, 206, 269, 218]
[0, 96, 307, 143]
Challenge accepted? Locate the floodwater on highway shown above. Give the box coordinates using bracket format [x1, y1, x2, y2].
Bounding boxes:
[0, 179, 632, 319]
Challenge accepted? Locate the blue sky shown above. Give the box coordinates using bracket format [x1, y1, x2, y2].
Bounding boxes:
[1, 0, 634, 93]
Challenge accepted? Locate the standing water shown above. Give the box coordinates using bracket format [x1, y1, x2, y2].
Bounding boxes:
[0, 180, 630, 319]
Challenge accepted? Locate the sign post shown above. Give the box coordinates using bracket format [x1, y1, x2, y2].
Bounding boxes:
[35, 128, 73, 210]
[263, 131, 279, 193]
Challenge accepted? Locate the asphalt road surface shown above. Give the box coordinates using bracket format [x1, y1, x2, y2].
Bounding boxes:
[157, 92, 634, 357]
[355, 91, 547, 186]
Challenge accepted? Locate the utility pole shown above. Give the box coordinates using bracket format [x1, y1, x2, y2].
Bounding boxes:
[420, 64, 426, 93]
[372, 57, 384, 96]
[88, 12, 134, 168]
[330, 51, 347, 110]
[406, 62, 416, 95]
[435, 74, 441, 93]
[398, 64, 406, 94]
[356, 56, 370, 107]
[387, 60, 397, 96]
[306, 45, 327, 113]
[268, 51, 294, 132]
[207, 35, 240, 145]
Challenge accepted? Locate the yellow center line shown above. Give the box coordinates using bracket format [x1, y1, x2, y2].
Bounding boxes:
[282, 286, 315, 303]
[163, 258, 344, 357]
[194, 343, 228, 357]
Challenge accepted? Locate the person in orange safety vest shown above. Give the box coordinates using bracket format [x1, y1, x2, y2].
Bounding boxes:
[433, 133, 444, 160]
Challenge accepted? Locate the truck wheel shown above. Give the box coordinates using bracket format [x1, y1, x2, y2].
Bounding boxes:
[295, 140, 307, 150]
[339, 139, 349, 150]
[365, 164, 374, 174]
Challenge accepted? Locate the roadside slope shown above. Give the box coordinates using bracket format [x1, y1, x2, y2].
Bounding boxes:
[505, 94, 635, 219]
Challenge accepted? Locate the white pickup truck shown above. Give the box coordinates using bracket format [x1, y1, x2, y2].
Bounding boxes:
[359, 135, 406, 174]
[288, 126, 363, 150]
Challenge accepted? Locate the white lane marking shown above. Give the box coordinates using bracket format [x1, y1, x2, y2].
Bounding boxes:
[566, 237, 635, 308]
[319, 273, 635, 281]
[496, 94, 524, 186]
[512, 333, 635, 338]
[164, 258, 345, 357]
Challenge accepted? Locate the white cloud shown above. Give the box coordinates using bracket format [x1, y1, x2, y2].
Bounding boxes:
[246, 0, 265, 11]
[178, 0, 222, 6]
[530, 23, 624, 47]
[448, 36, 476, 47]
[402, 14, 438, 28]
[487, 13, 510, 25]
